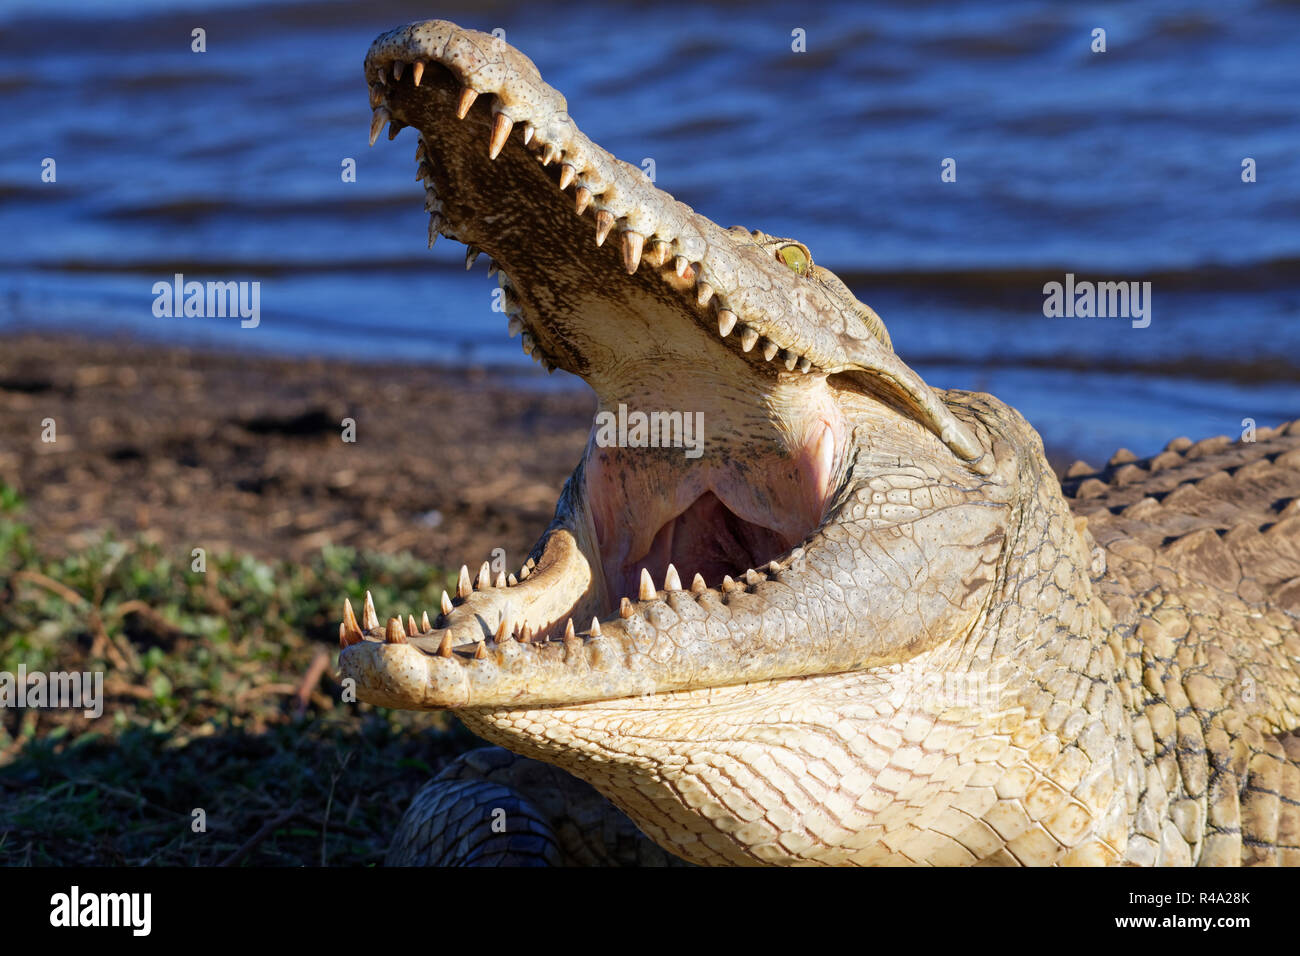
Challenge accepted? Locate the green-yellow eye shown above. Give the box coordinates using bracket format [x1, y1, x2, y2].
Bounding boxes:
[777, 244, 810, 275]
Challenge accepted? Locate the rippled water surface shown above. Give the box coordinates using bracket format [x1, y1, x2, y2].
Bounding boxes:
[1, 0, 1297, 461]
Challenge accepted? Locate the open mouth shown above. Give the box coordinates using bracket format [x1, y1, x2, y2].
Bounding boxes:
[337, 22, 1000, 709]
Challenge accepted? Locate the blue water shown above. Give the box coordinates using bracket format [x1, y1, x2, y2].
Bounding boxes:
[1, 0, 1297, 463]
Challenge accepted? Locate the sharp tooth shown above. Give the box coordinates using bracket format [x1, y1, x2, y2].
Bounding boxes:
[368, 107, 390, 147]
[691, 573, 707, 594]
[589, 617, 602, 638]
[518, 625, 532, 644]
[722, 574, 738, 591]
[455, 87, 479, 119]
[639, 567, 656, 601]
[427, 215, 439, 249]
[558, 164, 576, 190]
[622, 231, 644, 273]
[494, 571, 507, 588]
[507, 315, 524, 337]
[337, 622, 349, 649]
[457, 565, 472, 599]
[487, 260, 500, 277]
[784, 350, 799, 371]
[798, 356, 812, 373]
[343, 597, 361, 636]
[507, 573, 518, 586]
[717, 310, 737, 336]
[407, 614, 418, 636]
[619, 596, 634, 618]
[496, 616, 512, 643]
[740, 327, 759, 352]
[363, 591, 380, 630]
[474, 641, 487, 660]
[465, 245, 480, 269]
[438, 633, 454, 657]
[574, 187, 593, 216]
[664, 564, 682, 591]
[415, 140, 426, 163]
[522, 123, 535, 145]
[392, 61, 405, 81]
[696, 282, 714, 307]
[674, 256, 689, 277]
[441, 590, 454, 615]
[385, 617, 407, 644]
[745, 568, 764, 586]
[542, 145, 560, 166]
[368, 84, 384, 108]
[387, 121, 404, 141]
[488, 113, 514, 159]
[647, 240, 671, 268]
[768, 560, 782, 574]
[564, 619, 576, 640]
[521, 331, 536, 355]
[478, 562, 492, 589]
[594, 210, 615, 246]
[421, 610, 432, 631]
[411, 61, 425, 86]
[373, 67, 387, 86]
[519, 565, 531, 580]
[762, 340, 780, 361]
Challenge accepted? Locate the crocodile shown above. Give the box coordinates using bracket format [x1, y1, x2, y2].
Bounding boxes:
[337, 20, 1300, 866]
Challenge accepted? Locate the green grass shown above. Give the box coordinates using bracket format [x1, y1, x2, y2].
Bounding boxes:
[0, 483, 477, 865]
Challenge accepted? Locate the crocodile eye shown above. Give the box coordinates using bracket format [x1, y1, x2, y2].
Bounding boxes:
[777, 244, 810, 276]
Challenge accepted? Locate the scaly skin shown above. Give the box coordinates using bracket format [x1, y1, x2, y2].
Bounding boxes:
[338, 21, 1300, 866]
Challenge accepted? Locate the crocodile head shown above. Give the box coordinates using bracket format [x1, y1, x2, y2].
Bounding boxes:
[338, 22, 1106, 865]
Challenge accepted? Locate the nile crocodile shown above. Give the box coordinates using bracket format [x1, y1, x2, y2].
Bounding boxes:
[338, 20, 1300, 866]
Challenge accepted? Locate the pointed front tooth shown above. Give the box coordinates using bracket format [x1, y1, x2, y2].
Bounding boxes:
[784, 350, 799, 371]
[455, 86, 479, 119]
[542, 145, 560, 166]
[798, 356, 812, 373]
[392, 60, 405, 81]
[664, 564, 682, 591]
[740, 327, 759, 352]
[594, 210, 615, 246]
[722, 574, 738, 591]
[344, 597, 361, 635]
[522, 123, 535, 145]
[338, 622, 349, 649]
[564, 619, 576, 640]
[518, 625, 532, 644]
[427, 215, 440, 249]
[457, 565, 472, 599]
[762, 339, 780, 361]
[477, 561, 491, 589]
[368, 107, 390, 147]
[474, 641, 487, 660]
[406, 614, 418, 637]
[488, 113, 514, 159]
[558, 164, 576, 190]
[696, 282, 714, 307]
[411, 61, 425, 86]
[387, 121, 404, 141]
[574, 187, 593, 216]
[521, 331, 536, 355]
[421, 610, 432, 631]
[507, 573, 518, 586]
[487, 260, 500, 277]
[368, 84, 384, 108]
[437, 632, 454, 657]
[619, 596, 634, 619]
[363, 591, 380, 630]
[495, 616, 512, 643]
[639, 567, 656, 601]
[745, 568, 764, 586]
[441, 590, 454, 615]
[385, 617, 407, 644]
[691, 573, 707, 594]
[589, 617, 602, 638]
[674, 255, 689, 277]
[494, 571, 507, 588]
[507, 314, 524, 337]
[465, 245, 480, 269]
[717, 310, 737, 336]
[519, 564, 530, 580]
[622, 231, 644, 273]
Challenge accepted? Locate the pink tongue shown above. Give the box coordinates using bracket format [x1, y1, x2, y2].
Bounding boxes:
[617, 492, 792, 598]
